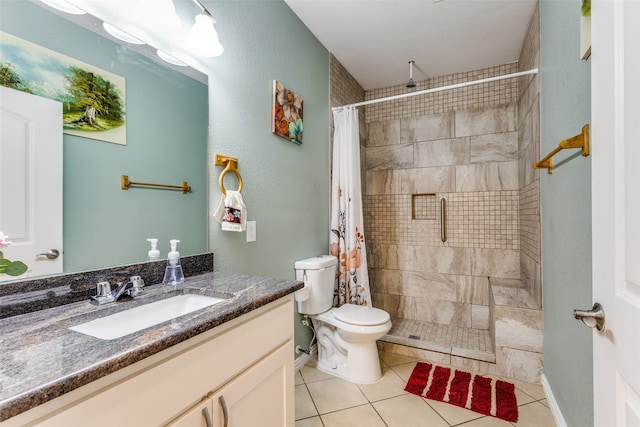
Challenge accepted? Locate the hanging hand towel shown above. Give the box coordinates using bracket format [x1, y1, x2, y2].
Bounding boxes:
[214, 190, 247, 232]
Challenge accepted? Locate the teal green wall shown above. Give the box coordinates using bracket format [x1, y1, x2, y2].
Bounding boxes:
[205, 0, 330, 353]
[540, 1, 592, 425]
[0, 2, 208, 272]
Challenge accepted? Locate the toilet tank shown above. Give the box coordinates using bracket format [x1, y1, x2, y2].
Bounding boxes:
[294, 255, 337, 315]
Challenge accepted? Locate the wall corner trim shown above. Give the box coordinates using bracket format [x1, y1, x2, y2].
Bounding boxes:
[541, 374, 569, 427]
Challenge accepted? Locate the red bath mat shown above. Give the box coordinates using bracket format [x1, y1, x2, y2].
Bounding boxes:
[404, 362, 518, 422]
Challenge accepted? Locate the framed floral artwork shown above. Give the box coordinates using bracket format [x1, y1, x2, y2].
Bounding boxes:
[272, 80, 303, 144]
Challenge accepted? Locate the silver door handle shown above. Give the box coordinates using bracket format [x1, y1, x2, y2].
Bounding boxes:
[219, 395, 228, 427]
[37, 249, 60, 260]
[573, 302, 605, 332]
[202, 407, 212, 427]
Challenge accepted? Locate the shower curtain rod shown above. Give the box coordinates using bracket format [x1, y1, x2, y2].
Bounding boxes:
[332, 68, 538, 110]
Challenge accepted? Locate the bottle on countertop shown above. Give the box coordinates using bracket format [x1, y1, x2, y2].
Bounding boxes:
[162, 239, 184, 289]
[147, 238, 160, 261]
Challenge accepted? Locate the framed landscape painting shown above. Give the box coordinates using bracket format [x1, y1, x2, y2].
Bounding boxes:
[0, 31, 126, 145]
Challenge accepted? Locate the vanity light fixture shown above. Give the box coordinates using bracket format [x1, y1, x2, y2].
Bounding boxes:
[134, 0, 182, 32]
[189, 0, 224, 57]
[102, 22, 145, 45]
[40, 0, 85, 15]
[156, 50, 187, 66]
[39, 0, 224, 60]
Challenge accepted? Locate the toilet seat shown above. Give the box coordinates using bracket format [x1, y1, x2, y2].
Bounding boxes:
[333, 304, 390, 326]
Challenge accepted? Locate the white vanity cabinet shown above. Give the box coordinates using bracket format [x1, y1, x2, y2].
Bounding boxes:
[3, 296, 295, 427]
[166, 398, 214, 427]
[168, 342, 291, 427]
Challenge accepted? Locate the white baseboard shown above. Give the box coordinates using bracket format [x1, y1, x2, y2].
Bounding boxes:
[294, 344, 317, 372]
[541, 374, 568, 427]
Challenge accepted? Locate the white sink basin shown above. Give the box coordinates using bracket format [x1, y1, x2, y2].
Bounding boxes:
[69, 294, 225, 340]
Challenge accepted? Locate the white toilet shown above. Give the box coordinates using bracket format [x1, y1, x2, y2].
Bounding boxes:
[294, 255, 392, 384]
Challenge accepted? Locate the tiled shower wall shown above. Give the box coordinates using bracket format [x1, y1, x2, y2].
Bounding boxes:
[365, 62, 518, 123]
[365, 99, 521, 329]
[328, 9, 541, 381]
[518, 4, 542, 308]
[329, 54, 367, 151]
[362, 11, 541, 329]
[329, 16, 541, 326]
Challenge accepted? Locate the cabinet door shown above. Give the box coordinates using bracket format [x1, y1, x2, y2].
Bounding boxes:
[166, 398, 214, 427]
[209, 341, 293, 427]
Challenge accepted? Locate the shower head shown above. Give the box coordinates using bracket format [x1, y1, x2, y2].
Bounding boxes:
[406, 60, 416, 88]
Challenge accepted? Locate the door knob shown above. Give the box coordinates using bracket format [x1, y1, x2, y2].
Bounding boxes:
[573, 302, 605, 332]
[37, 249, 60, 260]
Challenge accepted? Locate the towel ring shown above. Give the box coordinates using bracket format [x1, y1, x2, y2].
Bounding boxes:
[219, 162, 243, 195]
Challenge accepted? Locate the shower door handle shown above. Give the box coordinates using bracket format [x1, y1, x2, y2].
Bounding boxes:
[440, 197, 447, 242]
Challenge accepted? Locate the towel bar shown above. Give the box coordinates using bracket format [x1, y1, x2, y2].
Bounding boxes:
[121, 175, 191, 194]
[214, 154, 243, 195]
[533, 124, 590, 174]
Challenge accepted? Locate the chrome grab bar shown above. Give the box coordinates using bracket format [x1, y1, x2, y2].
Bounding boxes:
[440, 197, 447, 243]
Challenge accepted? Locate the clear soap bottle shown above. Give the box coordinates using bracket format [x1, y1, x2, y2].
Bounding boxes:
[162, 239, 184, 290]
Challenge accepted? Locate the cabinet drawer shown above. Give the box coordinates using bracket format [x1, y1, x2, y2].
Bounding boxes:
[26, 297, 293, 427]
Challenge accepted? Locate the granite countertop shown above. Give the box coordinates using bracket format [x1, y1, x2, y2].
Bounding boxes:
[0, 272, 303, 421]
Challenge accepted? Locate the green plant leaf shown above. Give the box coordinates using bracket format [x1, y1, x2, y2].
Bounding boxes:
[4, 261, 27, 276]
[0, 250, 4, 261]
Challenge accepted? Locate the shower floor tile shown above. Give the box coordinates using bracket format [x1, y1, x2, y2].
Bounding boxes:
[382, 317, 495, 362]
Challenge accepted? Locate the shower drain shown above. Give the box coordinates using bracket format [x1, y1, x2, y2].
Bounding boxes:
[408, 335, 421, 340]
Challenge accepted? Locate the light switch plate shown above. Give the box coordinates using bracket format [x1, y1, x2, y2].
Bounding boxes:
[246, 221, 256, 242]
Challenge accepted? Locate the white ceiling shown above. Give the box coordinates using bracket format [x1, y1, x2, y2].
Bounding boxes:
[284, 0, 537, 90]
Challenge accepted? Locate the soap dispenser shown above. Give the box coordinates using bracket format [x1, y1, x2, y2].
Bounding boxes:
[162, 239, 184, 289]
[147, 238, 160, 261]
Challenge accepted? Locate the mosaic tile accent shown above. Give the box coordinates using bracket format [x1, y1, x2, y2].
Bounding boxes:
[518, 3, 540, 100]
[365, 63, 519, 124]
[365, 191, 519, 250]
[519, 181, 540, 261]
[411, 193, 437, 220]
[330, 53, 365, 111]
[330, 53, 366, 134]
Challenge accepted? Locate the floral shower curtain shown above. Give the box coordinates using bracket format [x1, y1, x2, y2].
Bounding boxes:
[330, 106, 371, 307]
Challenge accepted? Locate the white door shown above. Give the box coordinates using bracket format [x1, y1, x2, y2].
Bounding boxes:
[591, 0, 640, 425]
[0, 87, 63, 280]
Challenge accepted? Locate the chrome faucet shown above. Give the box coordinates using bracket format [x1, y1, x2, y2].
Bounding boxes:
[91, 276, 145, 305]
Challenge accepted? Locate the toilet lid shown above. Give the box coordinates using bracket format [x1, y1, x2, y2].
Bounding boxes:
[333, 304, 390, 326]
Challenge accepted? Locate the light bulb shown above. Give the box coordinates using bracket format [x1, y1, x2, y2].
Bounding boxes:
[40, 0, 85, 15]
[135, 0, 181, 32]
[189, 14, 224, 57]
[103, 23, 145, 45]
[156, 50, 187, 66]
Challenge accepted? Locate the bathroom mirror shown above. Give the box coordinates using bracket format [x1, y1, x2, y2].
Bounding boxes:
[0, 1, 209, 280]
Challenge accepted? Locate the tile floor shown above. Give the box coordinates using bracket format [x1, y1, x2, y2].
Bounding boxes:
[295, 352, 556, 427]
